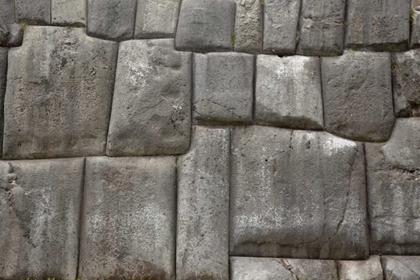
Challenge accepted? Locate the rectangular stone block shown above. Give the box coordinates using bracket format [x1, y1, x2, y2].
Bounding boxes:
[16, 0, 51, 24]
[234, 0, 263, 53]
[0, 158, 84, 280]
[338, 256, 383, 280]
[79, 157, 176, 280]
[52, 0, 86, 26]
[177, 126, 230, 280]
[381, 256, 420, 280]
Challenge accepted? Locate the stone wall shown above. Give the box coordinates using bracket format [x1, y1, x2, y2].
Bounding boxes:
[0, 0, 420, 279]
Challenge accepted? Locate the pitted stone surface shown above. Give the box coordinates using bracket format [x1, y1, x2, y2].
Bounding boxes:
[234, 0, 263, 53]
[255, 55, 323, 130]
[382, 256, 420, 279]
[177, 126, 230, 280]
[338, 256, 383, 280]
[52, 0, 86, 26]
[0, 158, 84, 280]
[15, 0, 51, 24]
[4, 26, 118, 160]
[322, 51, 394, 142]
[230, 126, 368, 259]
[175, 0, 235, 52]
[79, 157, 176, 280]
[193, 53, 254, 124]
[0, 0, 23, 47]
[0, 48, 6, 157]
[107, 39, 191, 156]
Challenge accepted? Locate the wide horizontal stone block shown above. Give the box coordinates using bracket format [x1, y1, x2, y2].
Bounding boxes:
[79, 157, 176, 280]
[234, 0, 263, 53]
[15, 0, 51, 24]
[52, 0, 86, 26]
[381, 256, 420, 279]
[338, 256, 383, 280]
[230, 126, 368, 259]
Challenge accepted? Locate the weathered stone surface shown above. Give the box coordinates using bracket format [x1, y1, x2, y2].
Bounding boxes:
[177, 126, 230, 280]
[0, 0, 23, 47]
[4, 26, 118, 159]
[321, 51, 395, 142]
[15, 0, 51, 24]
[0, 48, 6, 158]
[297, 0, 345, 56]
[107, 39, 191, 156]
[366, 119, 420, 255]
[0, 158, 84, 280]
[175, 0, 235, 52]
[79, 157, 176, 280]
[234, 0, 263, 53]
[87, 0, 136, 41]
[345, 0, 410, 51]
[256, 55, 323, 130]
[230, 126, 368, 259]
[338, 256, 383, 280]
[263, 0, 300, 55]
[382, 256, 420, 279]
[411, 10, 420, 49]
[193, 53, 253, 125]
[52, 0, 86, 26]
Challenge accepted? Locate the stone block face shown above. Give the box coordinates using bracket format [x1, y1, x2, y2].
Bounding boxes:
[338, 256, 383, 280]
[297, 0, 345, 56]
[193, 53, 254, 125]
[366, 119, 420, 255]
[322, 51, 395, 142]
[255, 55, 323, 130]
[4, 26, 118, 160]
[175, 0, 235, 52]
[382, 256, 420, 279]
[177, 126, 230, 280]
[234, 0, 263, 53]
[0, 0, 23, 47]
[52, 0, 86, 26]
[0, 158, 84, 280]
[79, 157, 176, 280]
[345, 0, 410, 51]
[15, 0, 51, 24]
[107, 39, 191, 156]
[0, 48, 6, 158]
[411, 11, 420, 49]
[230, 126, 368, 259]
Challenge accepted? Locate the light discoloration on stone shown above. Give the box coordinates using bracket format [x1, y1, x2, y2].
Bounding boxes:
[338, 256, 383, 280]
[234, 0, 263, 53]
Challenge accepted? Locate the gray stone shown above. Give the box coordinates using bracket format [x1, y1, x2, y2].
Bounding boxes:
[107, 39, 191, 156]
[338, 256, 383, 280]
[321, 51, 395, 142]
[0, 48, 6, 158]
[263, 0, 300, 55]
[4, 26, 118, 159]
[52, 0, 86, 26]
[175, 0, 235, 52]
[296, 0, 345, 56]
[135, 0, 180, 39]
[234, 0, 263, 53]
[0, 158, 84, 280]
[79, 157, 176, 280]
[411, 11, 420, 49]
[16, 0, 51, 24]
[193, 53, 254, 125]
[255, 55, 323, 130]
[0, 0, 23, 47]
[230, 126, 368, 259]
[345, 0, 410, 51]
[177, 126, 230, 280]
[382, 256, 420, 280]
[366, 118, 420, 255]
[87, 0, 136, 41]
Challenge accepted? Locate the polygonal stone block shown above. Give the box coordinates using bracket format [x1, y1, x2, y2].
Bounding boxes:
[234, 0, 263, 53]
[0, 0, 23, 47]
[381, 256, 420, 280]
[338, 256, 383, 280]
[15, 0, 51, 24]
[52, 0, 86, 26]
[79, 157, 176, 280]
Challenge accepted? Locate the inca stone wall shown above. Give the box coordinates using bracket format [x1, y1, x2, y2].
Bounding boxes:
[0, 0, 420, 279]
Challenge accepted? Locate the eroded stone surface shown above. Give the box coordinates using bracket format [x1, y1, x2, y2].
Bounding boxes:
[382, 256, 420, 280]
[15, 0, 50, 24]
[52, 0, 86, 26]
[338, 256, 383, 280]
[234, 0, 263, 53]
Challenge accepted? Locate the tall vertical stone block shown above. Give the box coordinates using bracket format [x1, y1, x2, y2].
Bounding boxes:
[52, 0, 86, 26]
[411, 10, 420, 49]
[338, 256, 383, 280]
[15, 0, 51, 24]
[0, 48, 7, 158]
[234, 0, 263, 53]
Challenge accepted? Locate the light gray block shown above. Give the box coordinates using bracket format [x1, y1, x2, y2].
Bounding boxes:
[52, 0, 86, 26]
[234, 0, 263, 53]
[15, 0, 51, 24]
[79, 157, 176, 280]
[321, 51, 395, 142]
[381, 256, 420, 280]
[0, 158, 84, 280]
[4, 26, 118, 160]
[338, 256, 383, 280]
[177, 126, 230, 280]
[107, 39, 191, 156]
[193, 53, 254, 125]
[230, 126, 368, 259]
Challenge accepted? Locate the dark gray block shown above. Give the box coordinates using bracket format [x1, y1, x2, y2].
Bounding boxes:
[381, 256, 420, 280]
[52, 0, 86, 26]
[0, 0, 23, 47]
[338, 256, 383, 280]
[15, 0, 51, 24]
[234, 0, 263, 53]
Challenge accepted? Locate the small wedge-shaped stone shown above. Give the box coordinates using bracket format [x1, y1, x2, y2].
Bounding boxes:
[338, 256, 383, 280]
[79, 157, 176, 280]
[4, 27, 118, 159]
[107, 39, 191, 156]
[0, 158, 84, 280]
[234, 0, 263, 53]
[52, 0, 86, 26]
[382, 256, 420, 280]
[16, 0, 51, 24]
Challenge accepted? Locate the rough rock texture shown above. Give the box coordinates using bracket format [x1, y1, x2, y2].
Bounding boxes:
[345, 0, 410, 51]
[230, 126, 368, 259]
[297, 0, 345, 56]
[366, 119, 420, 255]
[255, 55, 323, 130]
[338, 256, 383, 280]
[0, 48, 6, 158]
[107, 39, 191, 156]
[87, 0, 136, 41]
[52, 0, 86, 26]
[193, 53, 254, 125]
[411, 11, 420, 49]
[15, 0, 51, 24]
[321, 51, 395, 142]
[234, 0, 263, 53]
[175, 0, 235, 52]
[79, 157, 176, 280]
[4, 27, 118, 160]
[0, 158, 84, 280]
[177, 126, 230, 280]
[0, 0, 22, 47]
[263, 0, 300, 55]
[382, 256, 420, 279]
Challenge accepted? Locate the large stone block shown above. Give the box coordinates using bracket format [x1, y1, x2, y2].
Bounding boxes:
[234, 0, 263, 53]
[15, 0, 51, 24]
[338, 256, 383, 280]
[193, 53, 254, 125]
[79, 157, 176, 280]
[52, 0, 86, 26]
[0, 0, 23, 47]
[4, 26, 118, 159]
[366, 119, 420, 255]
[321, 51, 395, 142]
[256, 55, 323, 130]
[230, 126, 368, 259]
[0, 158, 84, 280]
[175, 0, 235, 52]
[177, 126, 230, 280]
[381, 256, 420, 279]
[107, 39, 191, 156]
